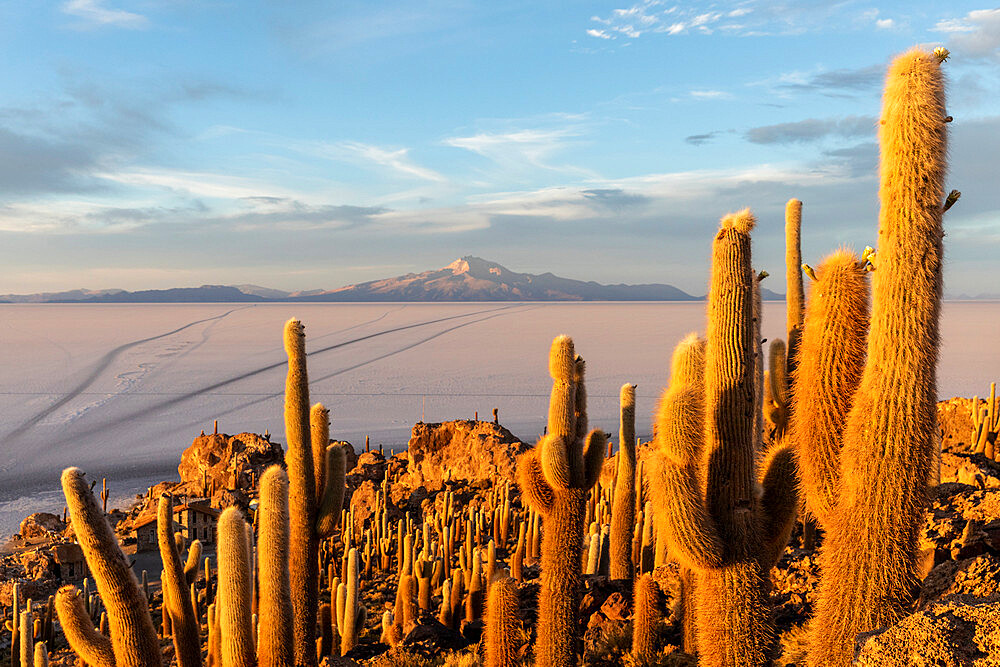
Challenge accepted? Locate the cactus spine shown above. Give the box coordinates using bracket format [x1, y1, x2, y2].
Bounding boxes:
[257, 466, 294, 667]
[610, 383, 637, 581]
[807, 48, 949, 666]
[516, 336, 606, 667]
[485, 576, 521, 667]
[56, 468, 161, 667]
[283, 318, 319, 667]
[157, 494, 202, 667]
[651, 212, 798, 667]
[218, 507, 255, 667]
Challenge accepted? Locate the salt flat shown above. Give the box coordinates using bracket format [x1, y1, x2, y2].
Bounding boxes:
[0, 301, 996, 536]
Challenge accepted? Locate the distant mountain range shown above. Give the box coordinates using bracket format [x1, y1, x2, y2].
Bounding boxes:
[0, 256, 788, 303]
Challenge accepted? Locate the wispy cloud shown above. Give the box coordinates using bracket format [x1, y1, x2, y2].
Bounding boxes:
[753, 63, 884, 98]
[685, 131, 721, 146]
[935, 9, 1000, 59]
[689, 90, 733, 100]
[444, 126, 596, 178]
[745, 115, 876, 145]
[337, 142, 446, 183]
[62, 0, 148, 29]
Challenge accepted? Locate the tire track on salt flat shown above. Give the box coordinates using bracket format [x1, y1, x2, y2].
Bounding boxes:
[39, 304, 519, 446]
[4, 306, 253, 443]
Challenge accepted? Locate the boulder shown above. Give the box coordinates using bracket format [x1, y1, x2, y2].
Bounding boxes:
[855, 597, 1000, 665]
[178, 431, 283, 494]
[19, 513, 65, 541]
[406, 420, 529, 489]
[938, 397, 976, 453]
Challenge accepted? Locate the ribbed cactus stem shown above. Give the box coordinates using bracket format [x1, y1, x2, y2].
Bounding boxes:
[157, 494, 201, 667]
[785, 198, 805, 366]
[485, 577, 521, 667]
[340, 548, 363, 656]
[610, 384, 637, 580]
[310, 403, 329, 506]
[257, 466, 294, 667]
[284, 318, 318, 667]
[218, 508, 255, 667]
[20, 611, 32, 667]
[631, 575, 659, 662]
[809, 48, 948, 667]
[316, 445, 347, 538]
[33, 641, 47, 667]
[58, 468, 161, 667]
[792, 251, 869, 529]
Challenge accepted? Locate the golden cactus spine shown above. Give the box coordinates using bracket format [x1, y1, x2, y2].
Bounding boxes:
[157, 494, 202, 667]
[56, 468, 161, 667]
[257, 466, 294, 667]
[485, 576, 521, 667]
[218, 507, 255, 667]
[516, 336, 606, 667]
[631, 575, 659, 663]
[610, 383, 637, 581]
[791, 251, 869, 529]
[808, 48, 949, 667]
[284, 318, 319, 666]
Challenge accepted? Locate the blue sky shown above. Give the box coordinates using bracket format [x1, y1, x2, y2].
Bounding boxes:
[1, 1, 998, 296]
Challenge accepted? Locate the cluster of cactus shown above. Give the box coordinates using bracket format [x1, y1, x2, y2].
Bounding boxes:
[971, 382, 999, 459]
[4, 586, 56, 667]
[34, 45, 954, 667]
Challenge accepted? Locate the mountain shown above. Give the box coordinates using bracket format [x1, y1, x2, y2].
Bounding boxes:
[0, 257, 786, 303]
[290, 256, 699, 302]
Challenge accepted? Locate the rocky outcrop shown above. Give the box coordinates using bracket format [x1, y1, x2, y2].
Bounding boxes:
[177, 431, 284, 493]
[854, 598, 1000, 665]
[405, 420, 528, 489]
[939, 397, 976, 452]
[19, 513, 65, 540]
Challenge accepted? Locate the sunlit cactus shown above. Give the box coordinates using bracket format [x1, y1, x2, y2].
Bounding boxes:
[807, 48, 950, 667]
[516, 335, 607, 667]
[56, 468, 161, 667]
[610, 383, 637, 581]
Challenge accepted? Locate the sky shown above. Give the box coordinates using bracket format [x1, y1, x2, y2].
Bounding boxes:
[1, 1, 998, 297]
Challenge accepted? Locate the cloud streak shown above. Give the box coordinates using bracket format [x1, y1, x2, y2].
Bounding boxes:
[745, 115, 877, 145]
[62, 0, 148, 29]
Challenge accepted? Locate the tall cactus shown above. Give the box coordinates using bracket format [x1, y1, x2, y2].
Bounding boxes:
[56, 468, 161, 667]
[785, 199, 805, 365]
[651, 211, 798, 667]
[631, 574, 660, 663]
[517, 336, 607, 667]
[257, 466, 294, 667]
[283, 318, 318, 666]
[610, 383, 637, 581]
[157, 494, 202, 667]
[806, 48, 949, 666]
[218, 507, 255, 667]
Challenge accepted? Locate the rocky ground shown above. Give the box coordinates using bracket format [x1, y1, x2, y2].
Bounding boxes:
[3, 398, 999, 666]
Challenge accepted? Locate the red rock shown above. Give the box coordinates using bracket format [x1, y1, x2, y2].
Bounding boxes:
[405, 420, 529, 490]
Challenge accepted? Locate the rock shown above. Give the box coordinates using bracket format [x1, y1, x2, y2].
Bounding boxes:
[854, 597, 1000, 665]
[19, 513, 65, 540]
[600, 591, 631, 621]
[18, 549, 55, 581]
[177, 431, 284, 494]
[939, 452, 1000, 489]
[938, 397, 977, 453]
[406, 420, 529, 489]
[920, 555, 1000, 608]
[349, 451, 389, 485]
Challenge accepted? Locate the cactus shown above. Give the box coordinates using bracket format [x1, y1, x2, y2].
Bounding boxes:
[283, 318, 319, 667]
[790, 251, 870, 529]
[338, 548, 366, 656]
[806, 48, 949, 666]
[650, 211, 798, 667]
[157, 494, 202, 667]
[610, 384, 637, 581]
[32, 642, 47, 667]
[218, 507, 255, 667]
[56, 468, 161, 667]
[316, 444, 347, 538]
[257, 466, 294, 667]
[310, 403, 329, 506]
[485, 576, 521, 667]
[785, 199, 805, 365]
[631, 575, 659, 663]
[516, 335, 607, 667]
[19, 611, 32, 667]
[763, 340, 790, 441]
